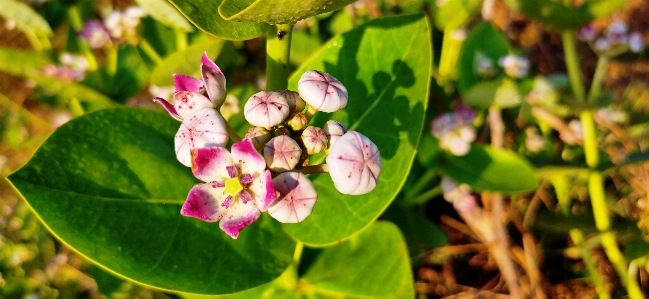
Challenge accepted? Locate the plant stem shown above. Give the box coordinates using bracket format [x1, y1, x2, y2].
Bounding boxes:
[561, 31, 586, 103]
[304, 105, 318, 123]
[437, 28, 464, 92]
[588, 56, 609, 104]
[405, 186, 442, 206]
[105, 45, 118, 77]
[224, 120, 242, 142]
[295, 164, 329, 174]
[139, 39, 162, 64]
[404, 169, 438, 200]
[68, 6, 98, 71]
[174, 28, 187, 50]
[266, 24, 293, 91]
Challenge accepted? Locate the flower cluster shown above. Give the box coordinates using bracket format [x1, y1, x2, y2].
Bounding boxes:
[431, 105, 476, 156]
[154, 56, 382, 238]
[473, 52, 530, 79]
[579, 21, 645, 55]
[40, 53, 90, 82]
[78, 6, 146, 47]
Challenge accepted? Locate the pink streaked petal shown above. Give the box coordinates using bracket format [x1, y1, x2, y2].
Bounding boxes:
[175, 109, 229, 167]
[219, 200, 261, 239]
[173, 74, 203, 93]
[268, 172, 317, 223]
[190, 147, 233, 182]
[153, 97, 182, 121]
[326, 131, 381, 195]
[201, 53, 227, 108]
[231, 138, 266, 176]
[248, 170, 277, 212]
[181, 184, 227, 222]
[222, 195, 233, 208]
[173, 91, 214, 120]
[239, 190, 253, 204]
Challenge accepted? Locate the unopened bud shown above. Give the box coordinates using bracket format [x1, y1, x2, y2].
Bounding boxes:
[264, 135, 302, 172]
[245, 127, 272, 150]
[287, 113, 308, 131]
[301, 126, 328, 155]
[323, 120, 347, 147]
[279, 90, 306, 114]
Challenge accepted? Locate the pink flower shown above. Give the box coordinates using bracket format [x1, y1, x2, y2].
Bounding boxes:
[431, 106, 476, 156]
[181, 139, 278, 239]
[78, 20, 111, 48]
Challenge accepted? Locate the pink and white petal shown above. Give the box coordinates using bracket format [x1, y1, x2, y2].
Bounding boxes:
[231, 138, 266, 176]
[190, 147, 234, 183]
[248, 170, 278, 212]
[181, 184, 227, 222]
[326, 131, 381, 195]
[243, 91, 290, 128]
[201, 53, 227, 108]
[297, 70, 348, 113]
[175, 109, 229, 167]
[173, 91, 214, 120]
[173, 74, 203, 93]
[268, 172, 318, 223]
[153, 97, 182, 121]
[219, 200, 261, 239]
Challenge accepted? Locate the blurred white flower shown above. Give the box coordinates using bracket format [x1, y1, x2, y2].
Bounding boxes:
[499, 54, 530, 79]
[525, 127, 545, 153]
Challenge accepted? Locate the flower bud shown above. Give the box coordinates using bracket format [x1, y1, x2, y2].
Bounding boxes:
[244, 91, 290, 128]
[287, 113, 308, 131]
[301, 126, 328, 155]
[268, 172, 318, 223]
[279, 90, 305, 114]
[297, 70, 348, 113]
[264, 135, 302, 172]
[172, 91, 214, 120]
[326, 131, 381, 195]
[245, 127, 272, 150]
[201, 53, 227, 108]
[323, 120, 347, 147]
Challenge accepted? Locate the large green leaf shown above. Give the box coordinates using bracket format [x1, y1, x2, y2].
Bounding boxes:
[457, 22, 510, 93]
[0, 47, 51, 77]
[502, 0, 628, 31]
[284, 13, 431, 246]
[8, 108, 296, 294]
[219, 0, 355, 24]
[167, 0, 267, 40]
[135, 0, 194, 32]
[184, 222, 413, 298]
[150, 38, 236, 86]
[0, 0, 53, 36]
[440, 145, 538, 193]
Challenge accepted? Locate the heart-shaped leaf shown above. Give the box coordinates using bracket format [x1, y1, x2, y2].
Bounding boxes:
[135, 0, 194, 32]
[440, 145, 538, 193]
[150, 38, 236, 87]
[501, 0, 629, 31]
[8, 108, 296, 294]
[284, 13, 431, 246]
[167, 0, 268, 40]
[219, 0, 356, 24]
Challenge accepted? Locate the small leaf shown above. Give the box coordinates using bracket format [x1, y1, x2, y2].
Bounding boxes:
[167, 0, 267, 40]
[135, 0, 194, 32]
[457, 22, 510, 92]
[285, 13, 431, 246]
[219, 0, 356, 24]
[0, 47, 51, 77]
[300, 222, 414, 298]
[150, 38, 235, 87]
[440, 145, 538, 193]
[8, 108, 296, 294]
[0, 0, 53, 36]
[501, 0, 628, 31]
[430, 0, 481, 30]
[462, 78, 522, 109]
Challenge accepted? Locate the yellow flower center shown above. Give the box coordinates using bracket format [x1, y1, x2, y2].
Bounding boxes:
[224, 177, 243, 197]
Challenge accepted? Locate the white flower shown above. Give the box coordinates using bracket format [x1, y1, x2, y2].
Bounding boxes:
[499, 54, 530, 79]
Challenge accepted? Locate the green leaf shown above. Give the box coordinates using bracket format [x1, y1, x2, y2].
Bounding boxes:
[285, 13, 431, 246]
[0, 0, 53, 36]
[0, 47, 51, 77]
[167, 0, 267, 40]
[457, 22, 510, 92]
[430, 0, 481, 30]
[501, 0, 628, 31]
[290, 31, 322, 66]
[30, 76, 116, 111]
[462, 77, 522, 109]
[218, 0, 356, 24]
[150, 38, 236, 87]
[135, 0, 194, 32]
[440, 145, 538, 193]
[8, 108, 296, 294]
[300, 222, 414, 298]
[382, 205, 447, 257]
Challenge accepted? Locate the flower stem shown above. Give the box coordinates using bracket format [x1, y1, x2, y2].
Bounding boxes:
[266, 24, 293, 91]
[224, 120, 242, 143]
[139, 39, 162, 64]
[68, 6, 98, 71]
[404, 186, 442, 206]
[174, 28, 187, 50]
[304, 105, 318, 123]
[296, 164, 329, 174]
[588, 56, 609, 104]
[404, 169, 438, 201]
[561, 31, 586, 102]
[438, 28, 464, 92]
[105, 44, 118, 77]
